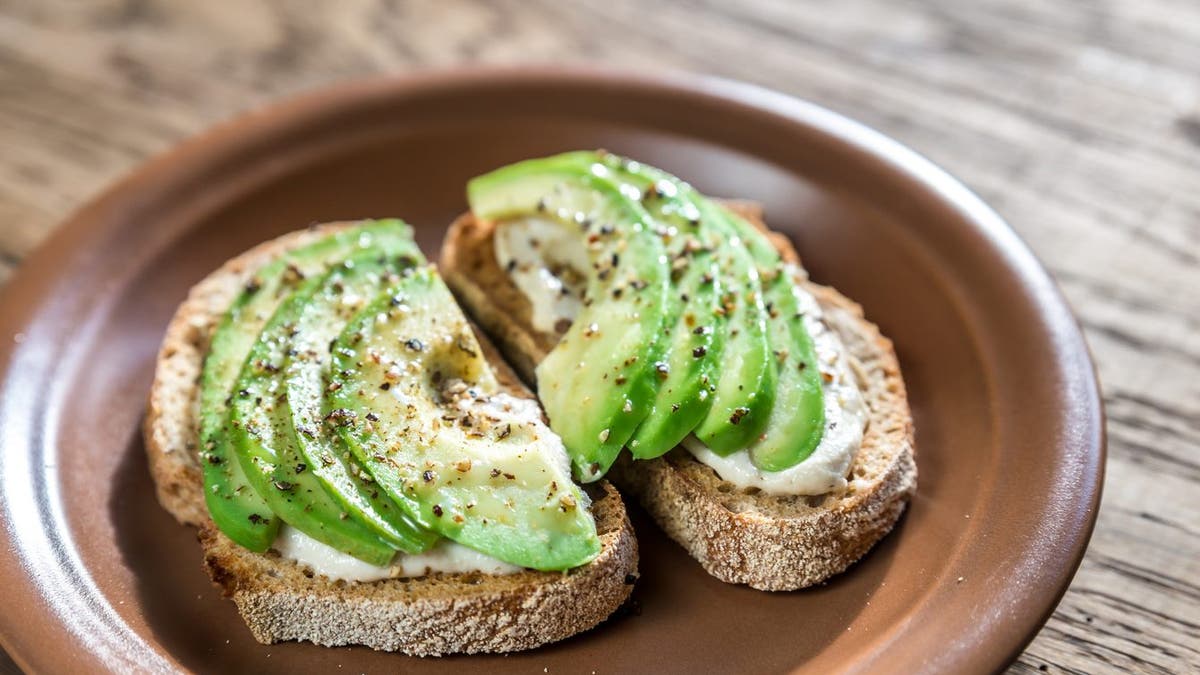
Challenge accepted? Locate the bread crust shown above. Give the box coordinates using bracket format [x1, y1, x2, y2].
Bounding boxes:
[200, 481, 635, 655]
[143, 223, 638, 654]
[440, 205, 917, 591]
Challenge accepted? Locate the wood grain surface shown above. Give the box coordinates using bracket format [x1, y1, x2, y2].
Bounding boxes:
[1, 1, 1197, 673]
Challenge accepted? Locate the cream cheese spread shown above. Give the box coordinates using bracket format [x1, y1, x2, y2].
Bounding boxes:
[276, 526, 522, 582]
[495, 218, 867, 496]
[493, 215, 589, 334]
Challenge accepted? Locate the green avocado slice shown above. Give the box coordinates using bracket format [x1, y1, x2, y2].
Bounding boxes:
[593, 166, 728, 460]
[581, 153, 822, 466]
[284, 253, 439, 554]
[328, 267, 601, 571]
[585, 155, 777, 456]
[229, 272, 397, 566]
[470, 152, 824, 472]
[578, 154, 779, 452]
[469, 159, 671, 481]
[715, 206, 826, 469]
[200, 220, 417, 553]
[690, 199, 781, 452]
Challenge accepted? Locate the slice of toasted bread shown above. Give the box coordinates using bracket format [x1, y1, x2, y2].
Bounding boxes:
[143, 223, 638, 655]
[441, 204, 916, 591]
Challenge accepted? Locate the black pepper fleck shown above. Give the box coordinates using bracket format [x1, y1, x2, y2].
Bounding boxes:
[729, 407, 750, 425]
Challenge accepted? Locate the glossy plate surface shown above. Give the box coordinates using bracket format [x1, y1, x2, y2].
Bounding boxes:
[0, 68, 1103, 674]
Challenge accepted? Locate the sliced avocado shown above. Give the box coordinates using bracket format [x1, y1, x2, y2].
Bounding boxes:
[579, 155, 778, 453]
[229, 271, 397, 566]
[200, 220, 414, 552]
[689, 199, 780, 452]
[715, 205, 826, 469]
[284, 253, 440, 554]
[469, 159, 671, 481]
[328, 268, 601, 571]
[486, 152, 780, 454]
[472, 152, 824, 470]
[592, 166, 727, 460]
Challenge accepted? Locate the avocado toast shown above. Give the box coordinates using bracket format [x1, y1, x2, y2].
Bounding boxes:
[441, 152, 917, 591]
[144, 221, 637, 655]
[145, 152, 915, 656]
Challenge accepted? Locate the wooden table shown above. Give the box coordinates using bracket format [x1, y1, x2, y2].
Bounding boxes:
[1, 2, 1196, 672]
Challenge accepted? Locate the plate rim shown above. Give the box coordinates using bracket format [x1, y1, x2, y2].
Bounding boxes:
[0, 65, 1105, 674]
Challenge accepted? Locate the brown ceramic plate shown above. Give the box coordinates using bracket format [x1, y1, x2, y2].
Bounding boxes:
[0, 68, 1103, 674]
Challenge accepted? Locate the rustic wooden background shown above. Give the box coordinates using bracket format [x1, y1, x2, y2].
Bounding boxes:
[1, 1, 1197, 673]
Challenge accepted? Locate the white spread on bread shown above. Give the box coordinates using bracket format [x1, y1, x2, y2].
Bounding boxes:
[493, 216, 589, 333]
[494, 219, 867, 495]
[276, 526, 521, 582]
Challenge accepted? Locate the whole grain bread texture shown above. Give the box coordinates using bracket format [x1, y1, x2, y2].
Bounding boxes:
[143, 222, 638, 655]
[440, 203, 917, 591]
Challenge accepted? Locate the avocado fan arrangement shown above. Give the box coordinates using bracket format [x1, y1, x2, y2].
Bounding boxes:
[203, 220, 598, 571]
[199, 152, 832, 570]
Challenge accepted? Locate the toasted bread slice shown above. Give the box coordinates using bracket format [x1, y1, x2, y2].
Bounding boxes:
[441, 204, 916, 591]
[143, 223, 638, 655]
